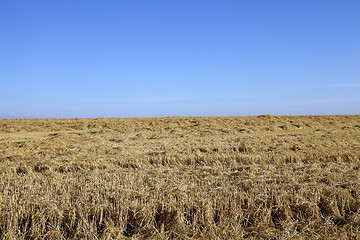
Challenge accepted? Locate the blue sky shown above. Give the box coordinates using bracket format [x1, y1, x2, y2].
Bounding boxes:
[1, 0, 359, 118]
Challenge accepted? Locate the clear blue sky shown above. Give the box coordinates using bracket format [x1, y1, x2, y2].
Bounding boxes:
[1, 0, 359, 118]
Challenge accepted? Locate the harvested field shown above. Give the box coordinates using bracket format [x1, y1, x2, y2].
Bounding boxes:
[0, 115, 360, 239]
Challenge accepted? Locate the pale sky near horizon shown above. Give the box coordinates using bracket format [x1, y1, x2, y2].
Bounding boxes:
[1, 0, 359, 118]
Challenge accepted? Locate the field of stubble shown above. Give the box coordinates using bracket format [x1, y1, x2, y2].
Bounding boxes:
[0, 115, 360, 239]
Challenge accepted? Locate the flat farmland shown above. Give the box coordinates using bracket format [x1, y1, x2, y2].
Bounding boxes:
[1, 115, 360, 239]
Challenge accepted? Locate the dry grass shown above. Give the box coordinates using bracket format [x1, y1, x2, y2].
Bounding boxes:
[0, 115, 360, 239]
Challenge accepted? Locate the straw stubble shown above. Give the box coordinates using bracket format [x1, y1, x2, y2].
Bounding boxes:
[0, 115, 359, 239]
